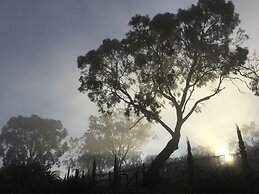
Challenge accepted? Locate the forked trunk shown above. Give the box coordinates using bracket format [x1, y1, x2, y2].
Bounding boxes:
[146, 132, 181, 183]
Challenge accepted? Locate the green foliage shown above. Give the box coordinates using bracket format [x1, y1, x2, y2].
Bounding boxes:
[0, 115, 68, 169]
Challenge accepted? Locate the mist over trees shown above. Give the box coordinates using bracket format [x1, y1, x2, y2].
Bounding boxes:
[239, 122, 259, 147]
[77, 0, 259, 177]
[229, 122, 259, 155]
[64, 110, 152, 173]
[1, 0, 259, 193]
[0, 115, 68, 169]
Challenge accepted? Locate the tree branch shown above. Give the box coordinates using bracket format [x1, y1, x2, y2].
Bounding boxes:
[159, 87, 179, 109]
[129, 116, 145, 130]
[226, 76, 250, 94]
[114, 85, 175, 137]
[183, 76, 225, 123]
[180, 57, 198, 108]
[182, 84, 195, 114]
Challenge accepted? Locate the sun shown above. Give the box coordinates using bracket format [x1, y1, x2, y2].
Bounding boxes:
[217, 148, 235, 164]
[223, 154, 234, 163]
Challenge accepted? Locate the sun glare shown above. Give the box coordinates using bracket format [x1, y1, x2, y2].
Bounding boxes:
[224, 154, 234, 163]
[217, 148, 234, 164]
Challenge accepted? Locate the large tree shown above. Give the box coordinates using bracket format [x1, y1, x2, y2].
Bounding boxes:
[77, 0, 259, 177]
[0, 115, 68, 169]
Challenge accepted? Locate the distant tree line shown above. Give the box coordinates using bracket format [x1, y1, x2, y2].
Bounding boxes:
[1, 113, 259, 174]
[0, 111, 152, 173]
[0, 113, 259, 193]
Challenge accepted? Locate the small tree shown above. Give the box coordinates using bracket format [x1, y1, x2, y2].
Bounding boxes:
[78, 0, 259, 176]
[113, 155, 119, 188]
[236, 124, 251, 172]
[229, 122, 259, 156]
[91, 158, 96, 183]
[0, 115, 68, 169]
[187, 139, 194, 187]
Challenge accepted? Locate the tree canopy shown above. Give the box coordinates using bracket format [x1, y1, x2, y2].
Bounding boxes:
[77, 0, 259, 175]
[66, 110, 151, 173]
[0, 115, 68, 169]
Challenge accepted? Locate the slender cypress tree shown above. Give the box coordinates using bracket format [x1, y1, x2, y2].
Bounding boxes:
[236, 124, 251, 172]
[187, 138, 194, 187]
[113, 155, 119, 188]
[91, 158, 96, 183]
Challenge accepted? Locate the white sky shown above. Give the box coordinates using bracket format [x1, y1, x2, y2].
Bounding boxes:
[0, 0, 259, 158]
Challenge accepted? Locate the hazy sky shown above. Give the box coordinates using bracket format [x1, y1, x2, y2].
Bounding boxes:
[1, 0, 259, 157]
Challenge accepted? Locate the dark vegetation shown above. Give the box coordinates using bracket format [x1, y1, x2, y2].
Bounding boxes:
[1, 0, 259, 193]
[0, 127, 259, 194]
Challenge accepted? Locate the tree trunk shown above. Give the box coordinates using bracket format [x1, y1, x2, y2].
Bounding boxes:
[146, 132, 181, 183]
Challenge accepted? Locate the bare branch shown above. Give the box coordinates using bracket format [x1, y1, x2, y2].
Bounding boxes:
[129, 116, 145, 130]
[166, 84, 180, 107]
[183, 76, 225, 123]
[226, 76, 251, 90]
[159, 87, 179, 109]
[182, 84, 195, 114]
[180, 57, 197, 108]
[226, 76, 253, 95]
[229, 79, 246, 94]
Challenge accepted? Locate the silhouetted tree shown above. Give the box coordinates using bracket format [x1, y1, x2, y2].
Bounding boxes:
[91, 158, 96, 183]
[236, 124, 251, 172]
[113, 155, 119, 188]
[229, 122, 259, 156]
[78, 0, 259, 177]
[187, 139, 194, 187]
[0, 115, 68, 169]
